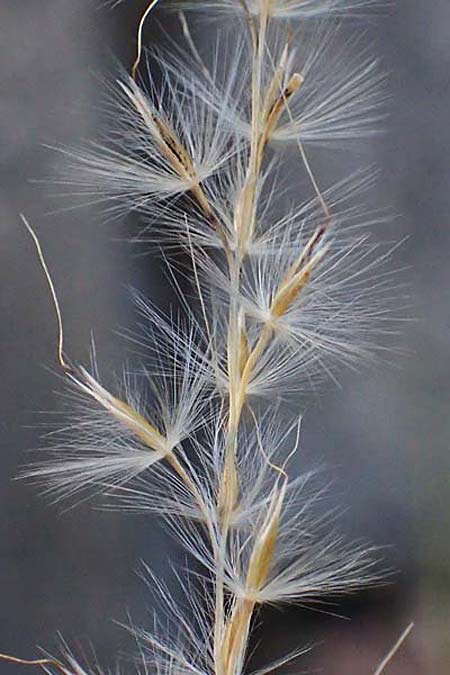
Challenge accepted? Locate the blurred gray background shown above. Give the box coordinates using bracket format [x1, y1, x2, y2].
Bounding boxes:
[1, 1, 449, 673]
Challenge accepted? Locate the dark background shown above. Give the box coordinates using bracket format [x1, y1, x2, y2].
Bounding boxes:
[1, 1, 449, 672]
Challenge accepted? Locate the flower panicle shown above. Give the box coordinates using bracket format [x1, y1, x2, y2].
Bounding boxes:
[18, 0, 402, 673]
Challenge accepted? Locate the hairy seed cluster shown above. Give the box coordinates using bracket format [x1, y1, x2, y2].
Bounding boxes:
[10, 1, 405, 674]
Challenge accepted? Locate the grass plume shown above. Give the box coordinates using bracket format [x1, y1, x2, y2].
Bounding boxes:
[8, 0, 407, 673]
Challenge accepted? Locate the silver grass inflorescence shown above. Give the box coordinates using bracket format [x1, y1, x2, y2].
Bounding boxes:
[9, 0, 410, 673]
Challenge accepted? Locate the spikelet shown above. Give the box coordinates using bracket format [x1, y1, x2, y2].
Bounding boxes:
[177, 25, 386, 149]
[12, 0, 404, 673]
[22, 306, 212, 504]
[53, 57, 243, 227]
